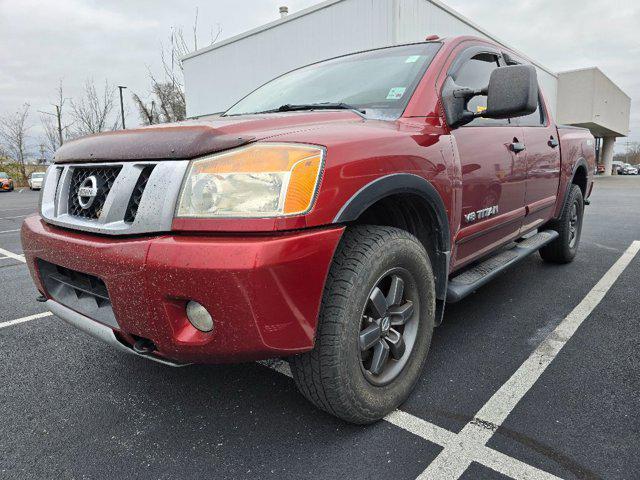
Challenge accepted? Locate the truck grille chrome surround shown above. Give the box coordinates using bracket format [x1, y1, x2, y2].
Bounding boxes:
[40, 160, 190, 235]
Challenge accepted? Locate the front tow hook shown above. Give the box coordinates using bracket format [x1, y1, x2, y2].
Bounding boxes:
[133, 338, 156, 355]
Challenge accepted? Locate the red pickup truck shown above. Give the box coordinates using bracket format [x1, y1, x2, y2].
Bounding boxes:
[23, 36, 594, 424]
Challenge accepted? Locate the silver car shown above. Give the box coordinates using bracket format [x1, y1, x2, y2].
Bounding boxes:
[28, 171, 46, 190]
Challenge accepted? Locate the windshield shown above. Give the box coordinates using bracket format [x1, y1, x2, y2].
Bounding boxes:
[31, 172, 45, 178]
[225, 43, 441, 120]
[0, 172, 8, 179]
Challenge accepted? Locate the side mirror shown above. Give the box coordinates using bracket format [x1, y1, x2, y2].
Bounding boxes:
[484, 65, 538, 120]
[442, 64, 538, 128]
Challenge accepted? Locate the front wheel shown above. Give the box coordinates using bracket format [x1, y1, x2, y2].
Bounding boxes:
[540, 184, 584, 263]
[290, 225, 435, 424]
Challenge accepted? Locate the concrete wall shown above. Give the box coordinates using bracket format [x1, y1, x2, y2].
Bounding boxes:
[556, 68, 631, 137]
[183, 0, 559, 118]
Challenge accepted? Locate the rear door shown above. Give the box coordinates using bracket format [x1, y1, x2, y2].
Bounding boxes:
[508, 57, 561, 231]
[449, 51, 527, 268]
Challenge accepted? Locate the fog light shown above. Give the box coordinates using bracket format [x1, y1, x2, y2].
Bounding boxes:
[186, 301, 214, 332]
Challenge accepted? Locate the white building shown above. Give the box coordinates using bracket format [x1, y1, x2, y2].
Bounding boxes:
[183, 0, 631, 174]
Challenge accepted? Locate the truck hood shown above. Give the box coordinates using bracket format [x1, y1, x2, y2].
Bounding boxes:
[53, 111, 364, 163]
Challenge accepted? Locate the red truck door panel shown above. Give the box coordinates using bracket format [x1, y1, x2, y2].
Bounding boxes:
[448, 52, 527, 269]
[518, 99, 561, 231]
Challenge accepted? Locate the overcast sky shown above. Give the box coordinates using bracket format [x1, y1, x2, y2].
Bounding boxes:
[1, 0, 638, 155]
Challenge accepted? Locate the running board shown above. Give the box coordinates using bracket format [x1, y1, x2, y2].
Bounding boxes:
[446, 230, 559, 303]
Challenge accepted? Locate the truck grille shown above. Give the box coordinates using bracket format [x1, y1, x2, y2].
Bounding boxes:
[40, 160, 189, 236]
[124, 165, 155, 223]
[37, 259, 118, 329]
[68, 166, 122, 219]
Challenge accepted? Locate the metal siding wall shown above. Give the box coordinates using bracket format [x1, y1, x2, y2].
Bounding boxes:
[394, 0, 558, 116]
[184, 0, 395, 117]
[184, 0, 559, 118]
[396, 0, 494, 43]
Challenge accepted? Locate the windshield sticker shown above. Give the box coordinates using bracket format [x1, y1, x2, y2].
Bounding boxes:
[405, 55, 421, 63]
[387, 87, 407, 100]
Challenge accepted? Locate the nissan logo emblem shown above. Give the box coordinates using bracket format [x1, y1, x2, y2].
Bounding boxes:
[77, 175, 99, 209]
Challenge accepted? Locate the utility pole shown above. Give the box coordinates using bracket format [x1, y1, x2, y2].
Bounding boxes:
[39, 144, 46, 164]
[118, 85, 127, 129]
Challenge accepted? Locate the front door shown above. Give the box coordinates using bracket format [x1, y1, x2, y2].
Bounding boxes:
[449, 52, 527, 269]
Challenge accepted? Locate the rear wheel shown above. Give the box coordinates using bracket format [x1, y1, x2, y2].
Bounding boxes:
[540, 184, 584, 263]
[290, 225, 435, 424]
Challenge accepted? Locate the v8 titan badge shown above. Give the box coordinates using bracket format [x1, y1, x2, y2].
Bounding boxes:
[465, 205, 499, 224]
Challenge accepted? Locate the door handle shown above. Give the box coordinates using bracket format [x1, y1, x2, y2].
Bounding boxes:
[548, 136, 559, 148]
[510, 141, 526, 153]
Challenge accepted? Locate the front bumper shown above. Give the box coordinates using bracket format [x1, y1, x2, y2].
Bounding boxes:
[22, 215, 344, 364]
[46, 300, 186, 367]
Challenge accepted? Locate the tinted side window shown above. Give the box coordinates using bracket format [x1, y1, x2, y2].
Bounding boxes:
[455, 53, 509, 126]
[516, 97, 544, 126]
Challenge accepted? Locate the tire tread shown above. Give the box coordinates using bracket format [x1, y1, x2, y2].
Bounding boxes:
[290, 225, 432, 423]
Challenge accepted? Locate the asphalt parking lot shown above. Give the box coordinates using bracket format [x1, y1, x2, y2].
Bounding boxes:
[1, 177, 639, 480]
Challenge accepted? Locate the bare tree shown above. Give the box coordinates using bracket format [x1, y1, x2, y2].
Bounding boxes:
[0, 103, 31, 181]
[132, 77, 187, 125]
[41, 115, 62, 156]
[625, 141, 640, 164]
[70, 79, 119, 137]
[0, 144, 9, 164]
[133, 9, 221, 125]
[40, 81, 72, 155]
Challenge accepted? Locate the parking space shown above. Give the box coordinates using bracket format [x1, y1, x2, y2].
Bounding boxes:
[1, 178, 638, 480]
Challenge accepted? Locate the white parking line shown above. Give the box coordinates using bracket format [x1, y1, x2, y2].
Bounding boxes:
[0, 214, 28, 220]
[0, 229, 21, 235]
[0, 247, 25, 263]
[0, 312, 52, 330]
[261, 365, 561, 479]
[386, 411, 563, 480]
[419, 240, 640, 479]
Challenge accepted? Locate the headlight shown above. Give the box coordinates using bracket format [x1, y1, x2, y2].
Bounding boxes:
[176, 143, 324, 218]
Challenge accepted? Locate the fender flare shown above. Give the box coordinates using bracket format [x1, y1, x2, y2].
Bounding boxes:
[571, 157, 589, 180]
[563, 157, 589, 204]
[333, 173, 451, 302]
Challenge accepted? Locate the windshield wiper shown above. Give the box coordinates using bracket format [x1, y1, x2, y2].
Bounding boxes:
[255, 103, 366, 115]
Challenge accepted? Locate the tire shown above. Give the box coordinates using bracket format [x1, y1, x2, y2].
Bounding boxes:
[290, 225, 435, 424]
[539, 184, 584, 264]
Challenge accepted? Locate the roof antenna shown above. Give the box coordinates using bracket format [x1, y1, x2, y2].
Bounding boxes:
[280, 6, 289, 18]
